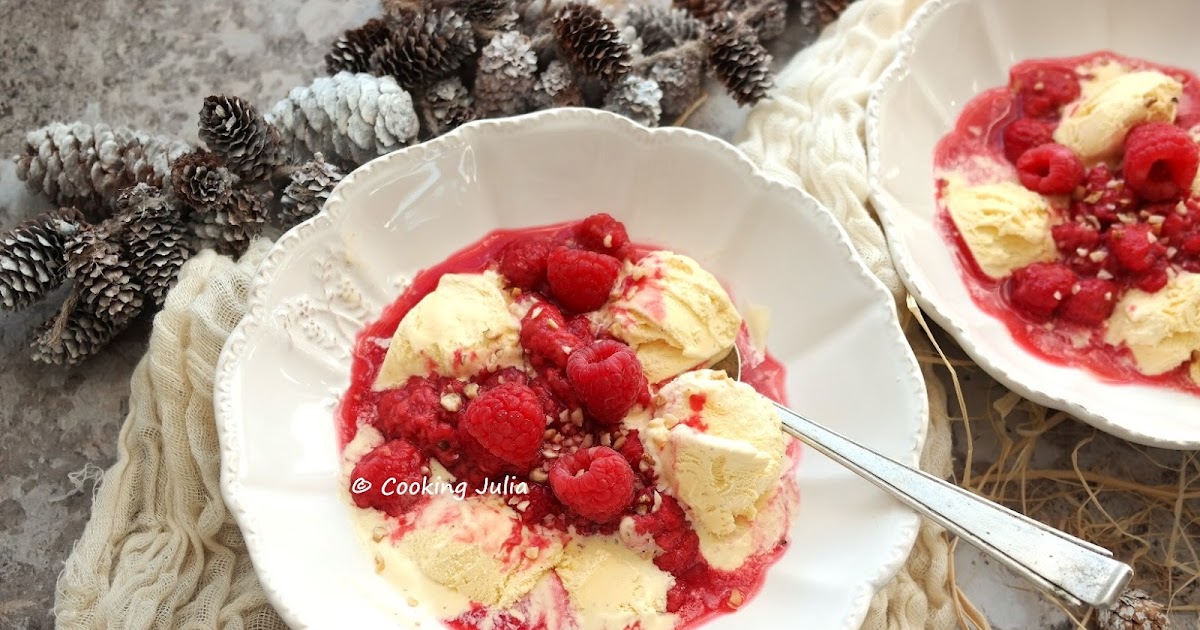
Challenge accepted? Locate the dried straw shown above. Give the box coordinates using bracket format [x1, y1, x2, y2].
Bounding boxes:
[909, 301, 1198, 627]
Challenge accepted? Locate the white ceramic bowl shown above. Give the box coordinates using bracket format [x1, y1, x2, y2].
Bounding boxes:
[214, 108, 927, 629]
[869, 0, 1200, 449]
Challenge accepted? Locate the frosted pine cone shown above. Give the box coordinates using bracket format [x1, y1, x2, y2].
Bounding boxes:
[1097, 590, 1169, 630]
[268, 72, 420, 167]
[326, 18, 392, 74]
[115, 184, 190, 307]
[553, 3, 632, 84]
[0, 208, 85, 311]
[63, 227, 143, 327]
[169, 150, 233, 209]
[198, 95, 285, 182]
[31, 308, 122, 366]
[16, 122, 189, 214]
[706, 16, 772, 106]
[799, 0, 854, 28]
[420, 77, 476, 136]
[370, 8, 477, 90]
[192, 188, 269, 256]
[648, 49, 705, 118]
[474, 31, 537, 117]
[532, 60, 584, 109]
[623, 6, 703, 54]
[279, 154, 344, 227]
[603, 75, 663, 127]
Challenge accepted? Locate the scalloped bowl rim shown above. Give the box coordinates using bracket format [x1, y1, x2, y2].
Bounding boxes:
[867, 0, 1200, 450]
[214, 107, 928, 629]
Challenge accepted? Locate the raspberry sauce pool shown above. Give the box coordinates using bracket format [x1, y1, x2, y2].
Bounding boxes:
[337, 215, 799, 630]
[935, 51, 1200, 395]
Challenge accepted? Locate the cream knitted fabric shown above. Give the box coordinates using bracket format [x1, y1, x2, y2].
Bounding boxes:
[738, 0, 959, 627]
[54, 241, 287, 630]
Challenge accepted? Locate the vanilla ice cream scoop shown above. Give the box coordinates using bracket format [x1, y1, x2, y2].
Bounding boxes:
[554, 536, 675, 630]
[1054, 70, 1181, 163]
[374, 271, 522, 390]
[599, 251, 740, 384]
[644, 369, 786, 539]
[943, 180, 1057, 279]
[1105, 272, 1200, 376]
[398, 496, 565, 608]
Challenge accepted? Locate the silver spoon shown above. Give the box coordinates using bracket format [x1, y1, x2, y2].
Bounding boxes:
[710, 346, 1132, 610]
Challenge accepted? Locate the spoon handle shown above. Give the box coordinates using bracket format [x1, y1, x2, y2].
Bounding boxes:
[771, 402, 1132, 609]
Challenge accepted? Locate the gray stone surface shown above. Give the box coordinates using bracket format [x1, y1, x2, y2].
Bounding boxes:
[0, 1, 377, 628]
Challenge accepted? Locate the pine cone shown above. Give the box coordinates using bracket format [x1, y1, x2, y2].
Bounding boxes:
[1097, 590, 1169, 630]
[623, 6, 703, 55]
[648, 48, 705, 118]
[0, 208, 86, 311]
[115, 184, 191, 307]
[268, 72, 420, 166]
[198, 95, 285, 182]
[553, 3, 632, 84]
[706, 15, 772, 106]
[474, 31, 537, 117]
[672, 0, 731, 22]
[454, 0, 516, 29]
[192, 188, 269, 256]
[799, 0, 854, 28]
[744, 0, 787, 42]
[532, 60, 584, 109]
[326, 19, 392, 75]
[279, 154, 345, 227]
[16, 122, 190, 215]
[63, 226, 143, 327]
[169, 150, 233, 209]
[603, 75, 663, 127]
[420, 77, 476, 136]
[31, 308, 122, 366]
[370, 8, 477, 90]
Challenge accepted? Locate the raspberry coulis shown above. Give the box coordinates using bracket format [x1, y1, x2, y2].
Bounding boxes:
[935, 51, 1200, 394]
[337, 217, 795, 629]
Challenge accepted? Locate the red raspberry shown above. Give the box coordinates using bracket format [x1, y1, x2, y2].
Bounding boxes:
[1182, 232, 1200, 256]
[1011, 65, 1080, 118]
[567, 340, 646, 425]
[1058, 278, 1119, 326]
[1071, 165, 1137, 224]
[617, 429, 647, 472]
[512, 483, 563, 526]
[1003, 118, 1056, 164]
[460, 382, 546, 467]
[1017, 143, 1085, 195]
[549, 446, 636, 523]
[520, 301, 585, 368]
[576, 213, 630, 255]
[1160, 204, 1199, 241]
[349, 439, 427, 517]
[1123, 123, 1200, 202]
[1133, 262, 1171, 293]
[457, 422, 510, 482]
[1051, 222, 1101, 254]
[1008, 262, 1076, 319]
[497, 238, 553, 290]
[546, 247, 621, 312]
[375, 377, 462, 465]
[626, 494, 701, 573]
[1108, 224, 1164, 272]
